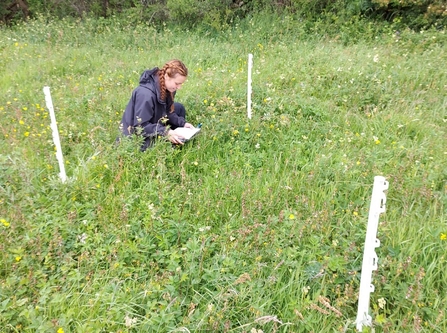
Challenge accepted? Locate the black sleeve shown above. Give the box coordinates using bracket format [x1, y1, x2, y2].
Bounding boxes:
[133, 89, 167, 137]
[167, 112, 186, 129]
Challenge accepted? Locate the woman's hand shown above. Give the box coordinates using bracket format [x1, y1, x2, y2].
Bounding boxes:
[167, 130, 185, 145]
[184, 122, 194, 129]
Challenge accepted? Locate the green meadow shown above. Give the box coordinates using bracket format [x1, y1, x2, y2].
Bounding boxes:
[1, 14, 446, 332]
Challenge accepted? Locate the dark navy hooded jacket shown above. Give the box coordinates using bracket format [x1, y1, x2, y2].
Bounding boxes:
[119, 68, 186, 150]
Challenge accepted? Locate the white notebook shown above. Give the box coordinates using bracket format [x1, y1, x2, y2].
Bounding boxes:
[172, 127, 201, 142]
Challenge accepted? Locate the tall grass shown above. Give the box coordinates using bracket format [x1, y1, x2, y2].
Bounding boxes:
[1, 14, 446, 332]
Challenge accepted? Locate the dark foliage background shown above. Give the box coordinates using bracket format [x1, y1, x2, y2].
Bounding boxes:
[1, 0, 446, 30]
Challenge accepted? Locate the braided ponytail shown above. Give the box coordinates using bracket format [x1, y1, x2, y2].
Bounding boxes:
[158, 59, 188, 112]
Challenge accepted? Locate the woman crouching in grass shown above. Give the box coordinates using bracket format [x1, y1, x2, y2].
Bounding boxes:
[118, 59, 195, 151]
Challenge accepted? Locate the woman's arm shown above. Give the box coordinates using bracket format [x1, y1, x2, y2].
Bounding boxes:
[166, 112, 186, 129]
[133, 89, 167, 137]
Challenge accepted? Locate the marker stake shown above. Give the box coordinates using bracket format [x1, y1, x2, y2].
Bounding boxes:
[43, 86, 67, 182]
[356, 176, 389, 331]
[247, 53, 253, 119]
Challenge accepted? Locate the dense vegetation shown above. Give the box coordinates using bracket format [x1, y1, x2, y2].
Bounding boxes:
[2, 0, 447, 30]
[1, 5, 446, 333]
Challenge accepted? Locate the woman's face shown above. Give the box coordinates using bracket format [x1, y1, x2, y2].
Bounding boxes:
[164, 73, 187, 93]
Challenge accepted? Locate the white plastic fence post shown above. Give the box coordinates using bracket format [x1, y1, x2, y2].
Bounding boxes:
[355, 176, 389, 331]
[247, 53, 253, 119]
[43, 86, 67, 183]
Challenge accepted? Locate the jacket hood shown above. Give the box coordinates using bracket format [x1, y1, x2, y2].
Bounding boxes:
[139, 67, 158, 84]
[138, 68, 163, 100]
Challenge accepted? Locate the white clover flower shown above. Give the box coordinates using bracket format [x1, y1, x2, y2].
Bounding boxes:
[124, 314, 138, 328]
[78, 233, 87, 244]
[199, 226, 211, 232]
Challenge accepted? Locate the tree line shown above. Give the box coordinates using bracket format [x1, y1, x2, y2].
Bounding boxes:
[1, 0, 446, 29]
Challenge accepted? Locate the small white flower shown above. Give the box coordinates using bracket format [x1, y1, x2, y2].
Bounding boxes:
[251, 328, 264, 333]
[78, 233, 87, 244]
[124, 314, 138, 328]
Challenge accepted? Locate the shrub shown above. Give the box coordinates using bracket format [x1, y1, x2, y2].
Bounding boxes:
[1, 0, 445, 30]
[365, 0, 447, 29]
